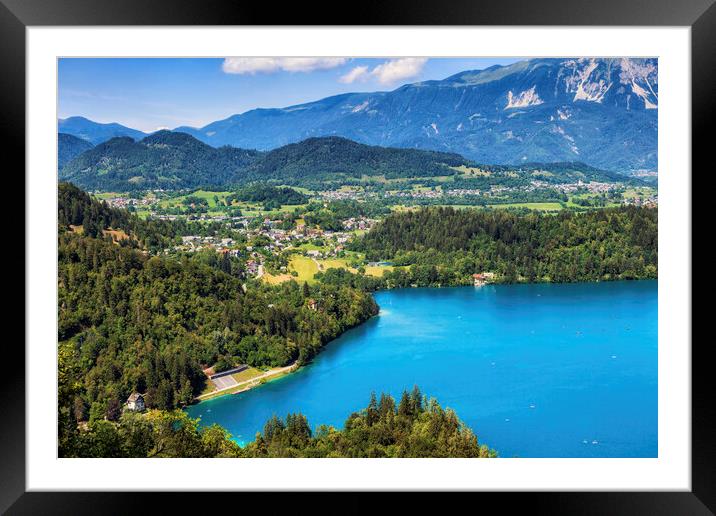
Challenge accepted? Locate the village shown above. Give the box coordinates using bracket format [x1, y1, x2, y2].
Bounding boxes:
[101, 179, 656, 287]
[312, 180, 655, 205]
[163, 211, 379, 282]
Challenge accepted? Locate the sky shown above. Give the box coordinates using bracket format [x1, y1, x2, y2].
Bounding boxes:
[58, 57, 523, 132]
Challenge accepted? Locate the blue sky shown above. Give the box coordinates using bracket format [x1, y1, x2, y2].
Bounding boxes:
[58, 57, 523, 132]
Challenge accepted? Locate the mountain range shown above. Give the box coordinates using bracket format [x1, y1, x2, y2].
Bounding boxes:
[59, 57, 658, 173]
[59, 130, 640, 192]
[58, 116, 147, 145]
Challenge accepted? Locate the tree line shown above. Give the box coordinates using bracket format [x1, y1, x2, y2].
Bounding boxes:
[60, 388, 495, 458]
[351, 206, 657, 284]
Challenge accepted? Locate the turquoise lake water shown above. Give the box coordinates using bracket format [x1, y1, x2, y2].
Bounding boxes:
[186, 280, 657, 457]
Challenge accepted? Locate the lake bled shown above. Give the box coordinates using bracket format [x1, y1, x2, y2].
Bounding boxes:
[186, 280, 657, 457]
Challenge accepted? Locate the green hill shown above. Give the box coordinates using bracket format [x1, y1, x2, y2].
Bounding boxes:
[60, 130, 263, 191]
[61, 131, 638, 192]
[246, 136, 470, 181]
[58, 133, 94, 170]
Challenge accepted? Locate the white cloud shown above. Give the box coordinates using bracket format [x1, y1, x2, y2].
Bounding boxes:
[339, 58, 428, 86]
[369, 58, 428, 85]
[339, 66, 370, 84]
[222, 57, 347, 75]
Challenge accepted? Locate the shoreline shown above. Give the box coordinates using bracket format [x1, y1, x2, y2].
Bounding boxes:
[194, 362, 299, 403]
[191, 278, 657, 405]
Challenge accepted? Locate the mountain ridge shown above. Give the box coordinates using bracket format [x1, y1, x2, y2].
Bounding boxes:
[59, 58, 658, 172]
[174, 57, 658, 172]
[60, 131, 641, 192]
[58, 116, 147, 145]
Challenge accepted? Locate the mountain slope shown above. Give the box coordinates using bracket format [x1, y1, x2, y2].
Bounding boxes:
[58, 116, 147, 145]
[176, 58, 657, 172]
[59, 132, 470, 191]
[58, 133, 94, 170]
[61, 131, 638, 192]
[60, 130, 263, 191]
[246, 136, 469, 181]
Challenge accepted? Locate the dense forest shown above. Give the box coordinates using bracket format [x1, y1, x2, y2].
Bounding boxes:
[58, 132, 94, 170]
[353, 206, 657, 284]
[60, 131, 263, 191]
[225, 184, 309, 208]
[60, 388, 495, 458]
[58, 187, 378, 437]
[249, 136, 469, 181]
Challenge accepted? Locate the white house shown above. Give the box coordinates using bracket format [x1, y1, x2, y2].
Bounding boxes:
[126, 393, 146, 412]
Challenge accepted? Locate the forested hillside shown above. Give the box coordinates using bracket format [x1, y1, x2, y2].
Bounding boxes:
[58, 186, 378, 442]
[354, 206, 658, 283]
[59, 182, 219, 252]
[58, 133, 94, 170]
[225, 184, 309, 208]
[248, 136, 469, 181]
[60, 131, 263, 191]
[60, 133, 471, 191]
[60, 129, 641, 193]
[60, 388, 495, 458]
[243, 387, 495, 458]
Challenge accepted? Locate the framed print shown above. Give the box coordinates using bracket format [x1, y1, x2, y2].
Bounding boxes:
[4, 0, 713, 512]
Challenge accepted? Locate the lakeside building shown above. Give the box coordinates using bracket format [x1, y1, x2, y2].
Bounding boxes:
[473, 272, 496, 286]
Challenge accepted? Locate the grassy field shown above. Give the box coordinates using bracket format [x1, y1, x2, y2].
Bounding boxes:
[263, 253, 398, 285]
[432, 202, 564, 212]
[289, 255, 320, 283]
[293, 242, 327, 252]
[450, 165, 492, 177]
[488, 202, 564, 211]
[263, 271, 293, 284]
[365, 264, 395, 277]
[621, 187, 657, 200]
[231, 367, 264, 383]
[93, 191, 126, 200]
[261, 254, 321, 285]
[199, 366, 264, 396]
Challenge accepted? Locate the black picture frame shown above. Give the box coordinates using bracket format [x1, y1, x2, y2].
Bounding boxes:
[4, 0, 711, 512]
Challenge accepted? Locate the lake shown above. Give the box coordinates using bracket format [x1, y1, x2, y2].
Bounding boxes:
[186, 280, 657, 457]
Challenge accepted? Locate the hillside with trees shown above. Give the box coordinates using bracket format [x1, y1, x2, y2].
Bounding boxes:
[60, 388, 494, 458]
[244, 387, 495, 458]
[59, 182, 252, 253]
[247, 136, 470, 181]
[60, 131, 263, 191]
[58, 185, 378, 437]
[60, 130, 642, 193]
[353, 206, 658, 284]
[225, 184, 309, 209]
[58, 132, 94, 170]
